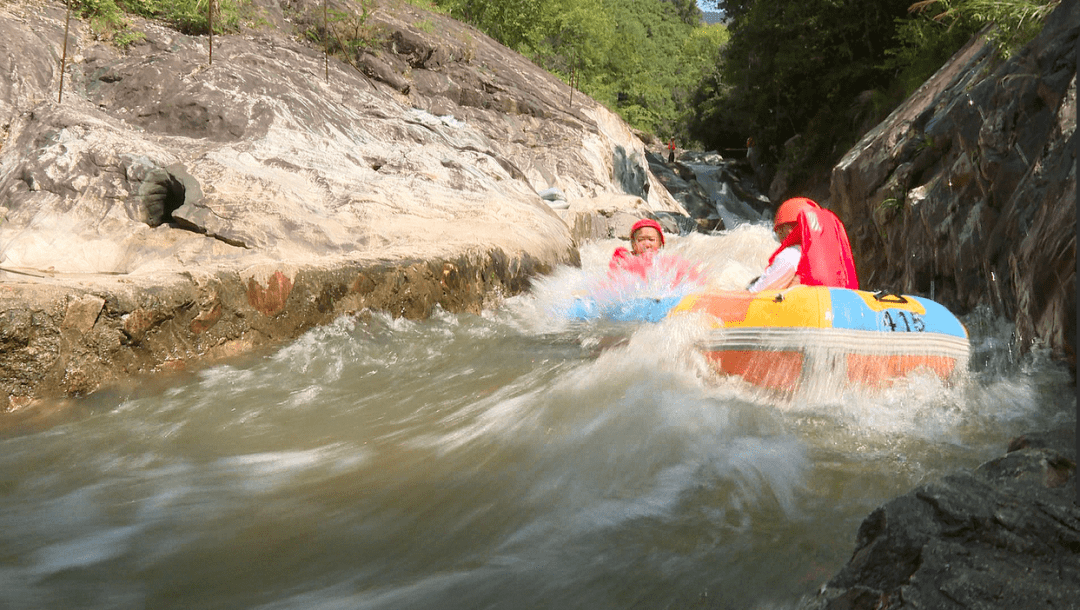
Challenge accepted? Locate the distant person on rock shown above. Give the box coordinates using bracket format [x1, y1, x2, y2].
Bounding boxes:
[747, 136, 762, 173]
[667, 138, 676, 163]
[610, 218, 700, 285]
[747, 197, 859, 292]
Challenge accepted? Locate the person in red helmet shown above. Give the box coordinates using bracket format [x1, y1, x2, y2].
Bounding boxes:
[610, 218, 665, 275]
[608, 218, 701, 286]
[747, 197, 859, 292]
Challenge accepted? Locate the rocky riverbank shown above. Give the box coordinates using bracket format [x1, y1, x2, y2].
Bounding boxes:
[0, 0, 697, 412]
[800, 427, 1078, 610]
[3, 0, 1074, 412]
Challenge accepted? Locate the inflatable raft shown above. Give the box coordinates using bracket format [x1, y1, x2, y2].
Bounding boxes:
[668, 285, 969, 391]
[567, 285, 970, 391]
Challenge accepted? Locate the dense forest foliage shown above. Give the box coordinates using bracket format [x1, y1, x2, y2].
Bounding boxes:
[67, 0, 1060, 193]
[437, 0, 1059, 191]
[432, 0, 729, 140]
[696, 0, 1060, 189]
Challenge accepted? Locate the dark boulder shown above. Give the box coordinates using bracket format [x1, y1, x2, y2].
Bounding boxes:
[802, 428, 1079, 610]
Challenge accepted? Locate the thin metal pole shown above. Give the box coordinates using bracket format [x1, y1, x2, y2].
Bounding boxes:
[324, 0, 329, 80]
[58, 0, 73, 103]
[568, 48, 575, 110]
[208, 0, 214, 65]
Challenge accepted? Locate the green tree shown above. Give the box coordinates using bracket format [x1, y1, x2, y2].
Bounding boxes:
[663, 0, 705, 26]
[592, 0, 719, 135]
[885, 0, 1060, 96]
[436, 0, 726, 138]
[691, 0, 1058, 194]
[690, 0, 911, 186]
[438, 0, 547, 50]
[527, 0, 616, 81]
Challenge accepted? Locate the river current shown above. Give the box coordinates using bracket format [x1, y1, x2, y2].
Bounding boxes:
[1, 226, 1074, 609]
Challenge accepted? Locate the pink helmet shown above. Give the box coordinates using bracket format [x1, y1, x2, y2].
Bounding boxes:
[630, 218, 665, 246]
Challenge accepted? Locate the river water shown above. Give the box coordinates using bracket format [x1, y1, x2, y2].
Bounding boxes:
[1, 227, 1074, 610]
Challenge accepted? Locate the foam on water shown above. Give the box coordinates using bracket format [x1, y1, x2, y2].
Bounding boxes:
[518, 226, 776, 330]
[0, 228, 1071, 610]
[501, 228, 1073, 488]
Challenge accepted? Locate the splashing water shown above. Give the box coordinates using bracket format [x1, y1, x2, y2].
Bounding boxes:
[0, 229, 1072, 610]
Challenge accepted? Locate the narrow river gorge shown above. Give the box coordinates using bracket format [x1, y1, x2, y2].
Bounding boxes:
[1, 229, 1073, 610]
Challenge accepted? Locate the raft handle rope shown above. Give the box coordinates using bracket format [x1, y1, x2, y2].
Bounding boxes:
[873, 290, 909, 304]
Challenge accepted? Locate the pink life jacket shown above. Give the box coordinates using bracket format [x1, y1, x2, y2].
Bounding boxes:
[609, 248, 701, 285]
[609, 247, 652, 279]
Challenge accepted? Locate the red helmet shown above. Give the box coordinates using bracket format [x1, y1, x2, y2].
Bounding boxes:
[774, 197, 820, 230]
[630, 218, 665, 246]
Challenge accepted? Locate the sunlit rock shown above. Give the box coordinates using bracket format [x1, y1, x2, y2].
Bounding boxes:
[0, 0, 686, 405]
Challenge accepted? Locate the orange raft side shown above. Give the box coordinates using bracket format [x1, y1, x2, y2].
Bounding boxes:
[669, 286, 970, 392]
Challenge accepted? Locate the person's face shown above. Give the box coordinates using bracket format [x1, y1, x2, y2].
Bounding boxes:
[775, 223, 795, 241]
[631, 227, 663, 255]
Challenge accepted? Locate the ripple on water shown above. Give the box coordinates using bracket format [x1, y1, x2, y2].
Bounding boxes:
[0, 230, 1073, 610]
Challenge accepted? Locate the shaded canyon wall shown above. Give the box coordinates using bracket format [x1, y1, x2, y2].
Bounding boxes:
[830, 1, 1077, 371]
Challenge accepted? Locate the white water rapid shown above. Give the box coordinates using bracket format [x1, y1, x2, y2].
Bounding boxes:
[0, 227, 1072, 610]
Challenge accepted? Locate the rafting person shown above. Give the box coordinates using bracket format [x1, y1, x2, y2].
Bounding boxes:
[609, 218, 665, 276]
[609, 218, 701, 286]
[747, 197, 858, 292]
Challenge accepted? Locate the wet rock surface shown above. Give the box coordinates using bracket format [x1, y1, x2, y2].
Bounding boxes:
[801, 428, 1079, 610]
[647, 149, 771, 233]
[829, 1, 1077, 371]
[0, 0, 693, 410]
[0, 250, 544, 415]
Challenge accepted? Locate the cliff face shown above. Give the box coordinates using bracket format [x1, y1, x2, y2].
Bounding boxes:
[0, 0, 687, 410]
[810, 7, 1079, 607]
[830, 1, 1076, 372]
[801, 429, 1078, 610]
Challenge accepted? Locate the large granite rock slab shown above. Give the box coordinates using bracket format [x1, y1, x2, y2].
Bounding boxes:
[0, 0, 688, 409]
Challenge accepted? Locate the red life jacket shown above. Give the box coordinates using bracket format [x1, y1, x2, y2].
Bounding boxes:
[768, 207, 858, 289]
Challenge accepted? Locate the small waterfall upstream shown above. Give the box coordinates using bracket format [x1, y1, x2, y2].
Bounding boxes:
[0, 227, 1072, 610]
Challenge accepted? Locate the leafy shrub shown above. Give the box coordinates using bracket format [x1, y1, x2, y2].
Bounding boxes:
[301, 0, 385, 65]
[331, 0, 383, 54]
[121, 0, 244, 35]
[885, 0, 1060, 97]
[72, 0, 138, 44]
[69, 0, 245, 47]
